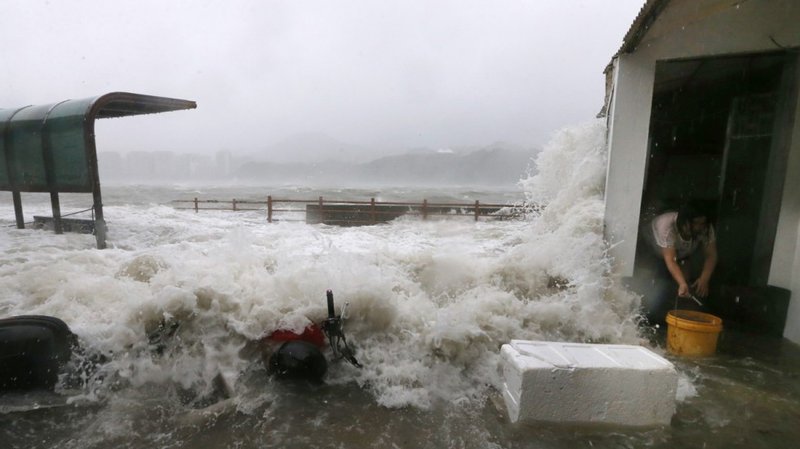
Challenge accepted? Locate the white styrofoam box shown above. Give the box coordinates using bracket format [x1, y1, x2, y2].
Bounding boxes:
[501, 340, 678, 426]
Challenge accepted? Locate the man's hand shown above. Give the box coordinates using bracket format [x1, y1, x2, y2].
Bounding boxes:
[678, 282, 690, 297]
[663, 247, 691, 298]
[692, 277, 711, 298]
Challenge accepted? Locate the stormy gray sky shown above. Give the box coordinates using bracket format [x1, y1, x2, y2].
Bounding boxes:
[2, 0, 643, 160]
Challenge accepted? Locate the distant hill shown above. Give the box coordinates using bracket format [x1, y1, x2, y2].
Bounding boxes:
[236, 146, 539, 186]
[253, 132, 372, 164]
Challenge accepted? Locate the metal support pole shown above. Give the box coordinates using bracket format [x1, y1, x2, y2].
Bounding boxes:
[475, 200, 479, 221]
[194, 197, 198, 213]
[50, 191, 63, 234]
[370, 197, 376, 224]
[422, 199, 428, 220]
[319, 196, 324, 223]
[267, 195, 273, 223]
[233, 199, 237, 211]
[12, 191, 24, 229]
[92, 192, 107, 250]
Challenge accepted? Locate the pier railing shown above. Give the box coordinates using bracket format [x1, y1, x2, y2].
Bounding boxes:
[171, 196, 534, 225]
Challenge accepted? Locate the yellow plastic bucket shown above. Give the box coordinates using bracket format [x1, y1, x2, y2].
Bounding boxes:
[665, 310, 723, 357]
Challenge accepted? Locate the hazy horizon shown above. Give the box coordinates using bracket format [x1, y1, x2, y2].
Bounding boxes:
[97, 140, 540, 187]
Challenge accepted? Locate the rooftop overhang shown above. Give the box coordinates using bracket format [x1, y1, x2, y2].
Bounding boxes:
[616, 0, 671, 58]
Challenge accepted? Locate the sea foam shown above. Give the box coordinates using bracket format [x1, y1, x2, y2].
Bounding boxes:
[0, 119, 642, 410]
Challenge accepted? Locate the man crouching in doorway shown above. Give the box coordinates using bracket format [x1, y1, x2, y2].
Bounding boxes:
[643, 202, 718, 324]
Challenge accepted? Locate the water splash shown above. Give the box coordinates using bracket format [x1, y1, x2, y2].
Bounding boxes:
[0, 120, 644, 411]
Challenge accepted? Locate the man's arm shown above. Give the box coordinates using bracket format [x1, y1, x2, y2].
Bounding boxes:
[692, 240, 718, 297]
[661, 247, 690, 297]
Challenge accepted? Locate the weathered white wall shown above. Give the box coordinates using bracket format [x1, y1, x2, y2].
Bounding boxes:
[773, 80, 800, 343]
[785, 223, 800, 343]
[604, 0, 800, 342]
[603, 55, 653, 275]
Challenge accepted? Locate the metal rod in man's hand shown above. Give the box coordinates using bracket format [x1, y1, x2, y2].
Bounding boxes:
[689, 294, 704, 307]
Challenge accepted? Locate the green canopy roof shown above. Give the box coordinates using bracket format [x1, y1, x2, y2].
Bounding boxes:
[1, 92, 196, 192]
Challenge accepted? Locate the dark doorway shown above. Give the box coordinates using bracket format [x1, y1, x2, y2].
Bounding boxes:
[633, 51, 798, 327]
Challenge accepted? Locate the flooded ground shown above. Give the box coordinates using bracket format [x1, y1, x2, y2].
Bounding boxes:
[2, 329, 799, 449]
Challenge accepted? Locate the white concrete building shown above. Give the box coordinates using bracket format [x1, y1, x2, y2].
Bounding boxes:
[602, 0, 800, 343]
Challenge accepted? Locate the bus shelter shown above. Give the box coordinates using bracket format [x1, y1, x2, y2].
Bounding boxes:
[1, 92, 196, 249]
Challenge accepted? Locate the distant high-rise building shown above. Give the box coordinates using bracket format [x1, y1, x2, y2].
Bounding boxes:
[216, 150, 233, 176]
[126, 151, 157, 180]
